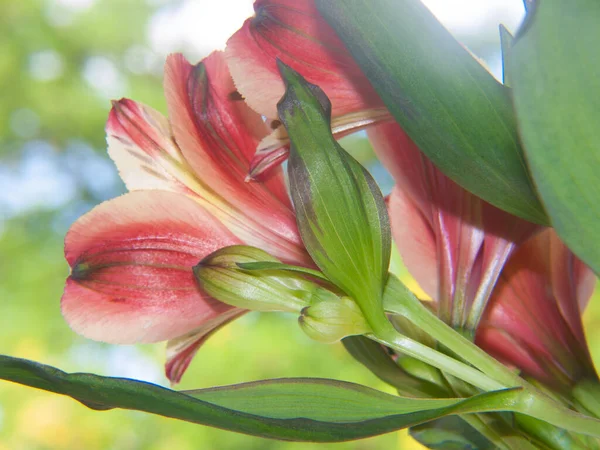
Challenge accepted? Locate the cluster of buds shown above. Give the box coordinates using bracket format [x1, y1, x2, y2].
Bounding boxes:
[195, 245, 370, 343]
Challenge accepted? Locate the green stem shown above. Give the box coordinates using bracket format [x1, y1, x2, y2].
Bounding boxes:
[464, 242, 513, 333]
[370, 322, 600, 438]
[369, 322, 504, 392]
[383, 276, 522, 387]
[377, 276, 600, 438]
[516, 391, 600, 439]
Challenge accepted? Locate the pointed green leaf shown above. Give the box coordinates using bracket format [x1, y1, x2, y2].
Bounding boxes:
[316, 0, 547, 224]
[277, 62, 391, 329]
[185, 378, 453, 422]
[0, 355, 540, 442]
[510, 0, 600, 274]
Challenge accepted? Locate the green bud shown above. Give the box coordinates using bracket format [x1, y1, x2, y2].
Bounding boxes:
[194, 245, 336, 313]
[299, 297, 371, 343]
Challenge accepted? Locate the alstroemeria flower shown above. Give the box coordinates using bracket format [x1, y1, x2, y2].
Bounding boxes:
[62, 51, 309, 383]
[225, 0, 391, 177]
[371, 122, 539, 334]
[477, 230, 597, 390]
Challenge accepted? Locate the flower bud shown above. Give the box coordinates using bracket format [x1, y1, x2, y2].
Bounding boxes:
[299, 297, 371, 343]
[194, 245, 335, 313]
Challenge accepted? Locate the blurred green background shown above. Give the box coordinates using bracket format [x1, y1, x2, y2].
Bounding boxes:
[1, 0, 599, 449]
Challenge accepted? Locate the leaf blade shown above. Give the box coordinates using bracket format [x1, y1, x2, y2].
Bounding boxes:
[316, 0, 547, 224]
[0, 354, 535, 442]
[510, 0, 600, 274]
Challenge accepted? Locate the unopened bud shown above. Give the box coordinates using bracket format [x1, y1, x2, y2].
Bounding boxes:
[194, 245, 335, 313]
[299, 297, 371, 343]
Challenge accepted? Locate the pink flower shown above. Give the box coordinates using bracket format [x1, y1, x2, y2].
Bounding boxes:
[62, 52, 309, 383]
[477, 230, 596, 389]
[225, 0, 392, 177]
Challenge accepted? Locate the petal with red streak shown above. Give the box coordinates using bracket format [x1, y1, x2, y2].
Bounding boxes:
[225, 0, 382, 119]
[550, 232, 596, 328]
[388, 186, 438, 299]
[165, 308, 246, 384]
[107, 98, 193, 195]
[164, 52, 308, 265]
[477, 230, 595, 387]
[372, 122, 537, 326]
[62, 190, 240, 344]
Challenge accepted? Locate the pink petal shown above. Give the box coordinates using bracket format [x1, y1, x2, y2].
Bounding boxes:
[477, 229, 596, 387]
[388, 186, 438, 299]
[225, 0, 382, 119]
[550, 233, 596, 336]
[164, 52, 309, 265]
[107, 98, 195, 195]
[62, 190, 240, 344]
[373, 122, 538, 327]
[165, 308, 246, 384]
[475, 327, 549, 383]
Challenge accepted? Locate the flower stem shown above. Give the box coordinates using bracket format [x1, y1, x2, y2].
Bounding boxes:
[370, 322, 600, 438]
[369, 321, 504, 392]
[383, 275, 521, 387]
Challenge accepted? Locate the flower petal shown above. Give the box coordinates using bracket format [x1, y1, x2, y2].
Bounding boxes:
[225, 0, 382, 119]
[373, 122, 537, 328]
[388, 186, 437, 299]
[550, 232, 596, 334]
[62, 190, 240, 344]
[106, 98, 197, 196]
[165, 308, 246, 384]
[164, 52, 309, 265]
[477, 230, 596, 387]
[475, 327, 549, 382]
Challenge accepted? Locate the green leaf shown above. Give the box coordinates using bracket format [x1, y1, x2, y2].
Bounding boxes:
[185, 378, 453, 422]
[499, 25, 513, 87]
[510, 0, 600, 274]
[0, 355, 537, 442]
[277, 61, 391, 330]
[342, 336, 447, 398]
[316, 0, 547, 225]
